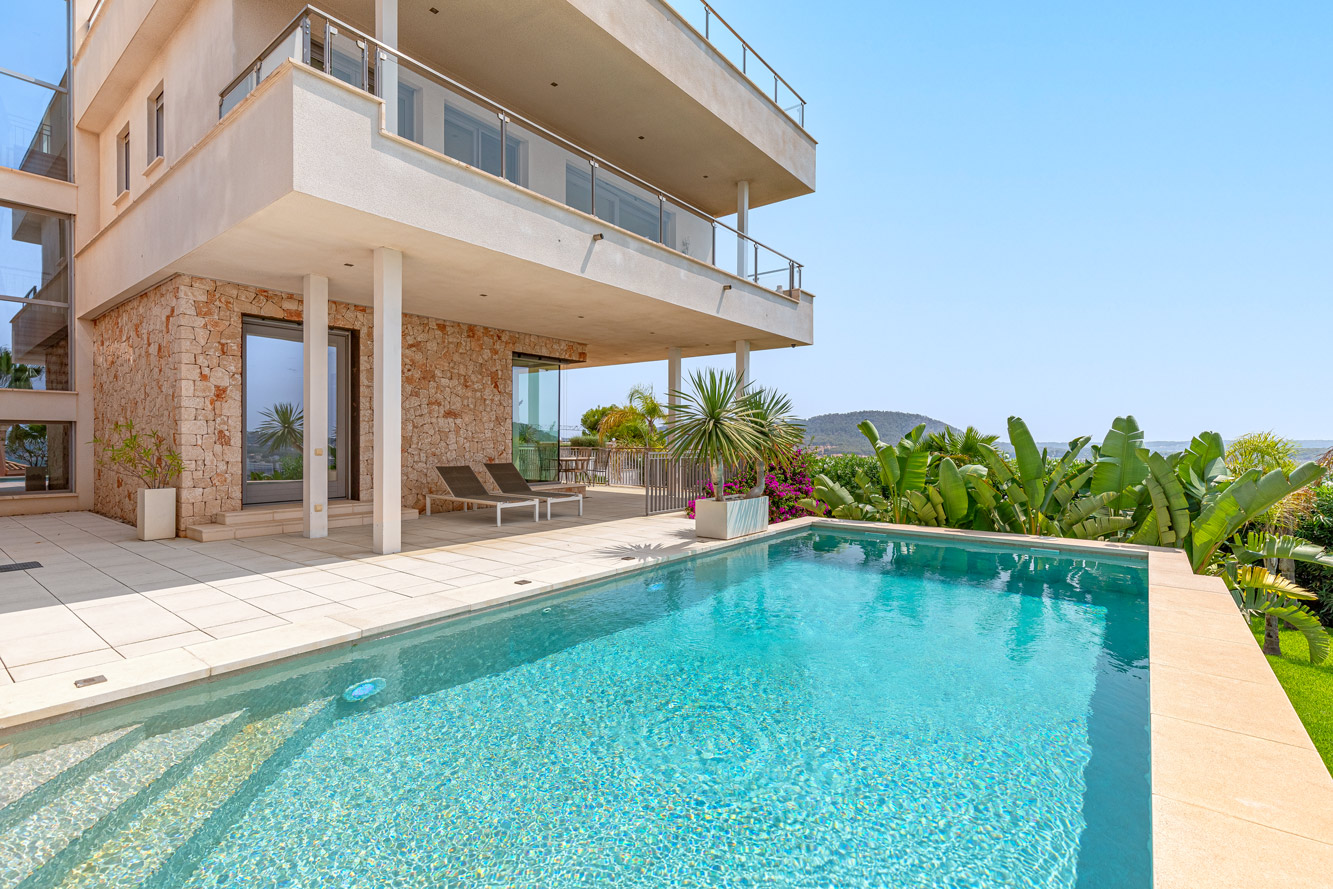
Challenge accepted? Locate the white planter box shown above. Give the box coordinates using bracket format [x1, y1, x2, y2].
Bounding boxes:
[137, 487, 177, 540]
[694, 496, 769, 540]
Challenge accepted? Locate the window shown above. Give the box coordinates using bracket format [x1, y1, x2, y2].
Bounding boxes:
[1, 201, 71, 391]
[397, 82, 420, 144]
[565, 163, 673, 243]
[443, 104, 524, 186]
[0, 421, 72, 496]
[0, 0, 71, 181]
[148, 87, 165, 162]
[116, 126, 130, 194]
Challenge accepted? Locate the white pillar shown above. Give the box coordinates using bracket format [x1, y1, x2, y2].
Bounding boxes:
[736, 180, 750, 278]
[376, 0, 399, 135]
[302, 274, 329, 538]
[735, 340, 751, 392]
[373, 247, 402, 555]
[666, 347, 682, 422]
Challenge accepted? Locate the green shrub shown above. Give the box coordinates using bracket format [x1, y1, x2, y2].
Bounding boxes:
[809, 452, 880, 494]
[568, 434, 601, 448]
[1297, 485, 1333, 624]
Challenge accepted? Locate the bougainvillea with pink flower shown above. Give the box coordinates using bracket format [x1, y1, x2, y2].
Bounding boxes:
[686, 448, 824, 523]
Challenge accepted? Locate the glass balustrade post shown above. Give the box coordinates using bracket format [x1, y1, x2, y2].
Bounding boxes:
[589, 160, 598, 217]
[323, 23, 334, 74]
[498, 114, 508, 181]
[742, 44, 747, 74]
[753, 242, 759, 283]
[788, 261, 795, 293]
[364, 44, 373, 93]
[704, 6, 710, 39]
[658, 195, 665, 244]
[774, 73, 779, 102]
[711, 221, 717, 267]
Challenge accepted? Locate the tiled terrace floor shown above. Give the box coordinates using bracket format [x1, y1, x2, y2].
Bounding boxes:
[0, 488, 695, 686]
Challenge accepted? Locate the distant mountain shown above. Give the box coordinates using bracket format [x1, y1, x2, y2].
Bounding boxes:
[805, 411, 954, 456]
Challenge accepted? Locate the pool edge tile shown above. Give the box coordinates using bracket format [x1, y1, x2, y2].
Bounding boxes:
[181, 617, 362, 677]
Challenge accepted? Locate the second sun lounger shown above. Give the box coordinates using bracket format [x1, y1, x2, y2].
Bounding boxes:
[429, 465, 539, 526]
[484, 462, 584, 519]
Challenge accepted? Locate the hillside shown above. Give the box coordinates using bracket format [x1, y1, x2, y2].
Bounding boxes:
[805, 411, 954, 456]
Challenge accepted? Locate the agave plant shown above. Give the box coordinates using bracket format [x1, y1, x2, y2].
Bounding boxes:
[255, 402, 304, 454]
[666, 369, 762, 501]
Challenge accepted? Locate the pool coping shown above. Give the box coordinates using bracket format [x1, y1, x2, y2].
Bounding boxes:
[2, 517, 1331, 885]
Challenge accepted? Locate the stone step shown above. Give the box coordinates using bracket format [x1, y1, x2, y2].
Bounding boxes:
[0, 726, 142, 831]
[0, 713, 243, 888]
[50, 701, 330, 889]
[215, 500, 376, 525]
[185, 506, 418, 543]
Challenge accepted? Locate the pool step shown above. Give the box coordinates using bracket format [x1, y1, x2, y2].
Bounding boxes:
[0, 727, 143, 831]
[48, 700, 331, 889]
[186, 502, 419, 542]
[0, 713, 244, 889]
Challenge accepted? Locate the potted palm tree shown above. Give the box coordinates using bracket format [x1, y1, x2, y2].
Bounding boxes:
[94, 420, 184, 540]
[668, 369, 802, 540]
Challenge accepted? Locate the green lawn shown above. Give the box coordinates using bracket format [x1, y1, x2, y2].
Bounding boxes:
[1251, 623, 1333, 774]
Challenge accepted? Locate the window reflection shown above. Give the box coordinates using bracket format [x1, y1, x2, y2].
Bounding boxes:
[513, 356, 561, 482]
[0, 1, 70, 182]
[1, 202, 70, 390]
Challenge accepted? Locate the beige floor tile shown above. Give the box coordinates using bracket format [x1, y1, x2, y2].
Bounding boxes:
[306, 579, 388, 602]
[8, 648, 124, 682]
[1150, 583, 1239, 615]
[0, 625, 110, 666]
[184, 616, 359, 675]
[176, 600, 271, 629]
[1153, 795, 1333, 889]
[205, 614, 289, 638]
[1149, 606, 1256, 647]
[114, 631, 216, 659]
[144, 586, 238, 611]
[1153, 714, 1333, 841]
[1150, 628, 1276, 684]
[245, 590, 330, 614]
[1151, 663, 1312, 747]
[213, 577, 301, 600]
[73, 597, 199, 646]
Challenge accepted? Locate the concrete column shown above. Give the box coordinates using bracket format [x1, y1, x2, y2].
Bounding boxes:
[735, 340, 751, 392]
[376, 0, 399, 135]
[302, 274, 329, 539]
[736, 179, 750, 278]
[666, 347, 682, 422]
[373, 247, 403, 555]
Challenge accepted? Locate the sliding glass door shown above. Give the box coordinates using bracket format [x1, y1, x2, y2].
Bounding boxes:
[512, 355, 561, 482]
[242, 318, 351, 505]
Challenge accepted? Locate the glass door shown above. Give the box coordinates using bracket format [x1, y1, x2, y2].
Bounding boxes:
[512, 355, 561, 482]
[242, 318, 351, 505]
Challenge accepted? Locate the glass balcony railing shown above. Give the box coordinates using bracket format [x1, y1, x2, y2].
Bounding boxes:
[666, 1, 806, 129]
[219, 6, 804, 297]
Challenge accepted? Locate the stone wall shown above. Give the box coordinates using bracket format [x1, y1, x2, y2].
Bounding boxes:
[94, 275, 586, 532]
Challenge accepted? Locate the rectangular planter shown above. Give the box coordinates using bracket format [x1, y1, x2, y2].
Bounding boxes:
[137, 487, 178, 540]
[694, 496, 769, 540]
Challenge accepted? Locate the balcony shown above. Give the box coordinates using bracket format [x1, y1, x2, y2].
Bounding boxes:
[220, 6, 804, 295]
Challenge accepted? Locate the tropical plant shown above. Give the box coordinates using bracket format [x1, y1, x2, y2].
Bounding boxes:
[0, 346, 45, 478]
[93, 420, 183, 489]
[924, 426, 999, 465]
[1215, 531, 1333, 661]
[807, 452, 879, 494]
[739, 386, 805, 496]
[1295, 481, 1333, 623]
[598, 384, 669, 446]
[255, 402, 304, 454]
[666, 369, 762, 502]
[580, 405, 617, 437]
[5, 423, 48, 466]
[688, 449, 818, 523]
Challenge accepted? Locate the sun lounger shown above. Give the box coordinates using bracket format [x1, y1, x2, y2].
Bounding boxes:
[428, 465, 540, 526]
[484, 462, 584, 519]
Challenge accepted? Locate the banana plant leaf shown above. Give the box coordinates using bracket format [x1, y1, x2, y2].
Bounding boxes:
[1090, 416, 1147, 509]
[1007, 416, 1047, 512]
[938, 458, 970, 525]
[1229, 532, 1333, 569]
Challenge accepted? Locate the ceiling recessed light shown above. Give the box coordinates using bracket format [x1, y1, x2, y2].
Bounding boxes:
[638, 135, 645, 140]
[429, 6, 439, 13]
[577, 315, 584, 319]
[479, 293, 488, 297]
[702, 174, 709, 179]
[343, 262, 354, 267]
[550, 82, 558, 87]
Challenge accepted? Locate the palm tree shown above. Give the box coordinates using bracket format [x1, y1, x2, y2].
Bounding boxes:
[598, 383, 669, 446]
[666, 369, 762, 501]
[255, 402, 304, 454]
[741, 387, 805, 496]
[0, 347, 45, 480]
[925, 426, 999, 465]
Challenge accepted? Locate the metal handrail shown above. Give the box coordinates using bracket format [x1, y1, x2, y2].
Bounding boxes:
[219, 6, 804, 292]
[685, 0, 806, 128]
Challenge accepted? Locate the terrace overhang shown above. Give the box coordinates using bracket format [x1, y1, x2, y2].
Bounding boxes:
[74, 64, 813, 367]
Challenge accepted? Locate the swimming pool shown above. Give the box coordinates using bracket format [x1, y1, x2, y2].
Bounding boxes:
[0, 529, 1150, 888]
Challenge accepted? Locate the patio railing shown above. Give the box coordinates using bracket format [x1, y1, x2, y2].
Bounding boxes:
[219, 6, 804, 296]
[645, 451, 713, 515]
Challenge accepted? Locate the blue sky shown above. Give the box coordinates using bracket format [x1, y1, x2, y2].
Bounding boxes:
[566, 0, 1332, 441]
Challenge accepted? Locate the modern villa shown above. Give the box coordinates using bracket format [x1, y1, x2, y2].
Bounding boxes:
[2, 3, 1332, 888]
[0, 0, 814, 551]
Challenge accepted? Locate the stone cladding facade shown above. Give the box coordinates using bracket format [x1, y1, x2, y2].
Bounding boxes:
[93, 275, 585, 532]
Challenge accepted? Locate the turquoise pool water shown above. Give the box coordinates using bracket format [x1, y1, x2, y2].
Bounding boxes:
[0, 530, 1150, 888]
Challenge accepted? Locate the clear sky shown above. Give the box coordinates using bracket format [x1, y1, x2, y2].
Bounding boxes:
[566, 0, 1332, 442]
